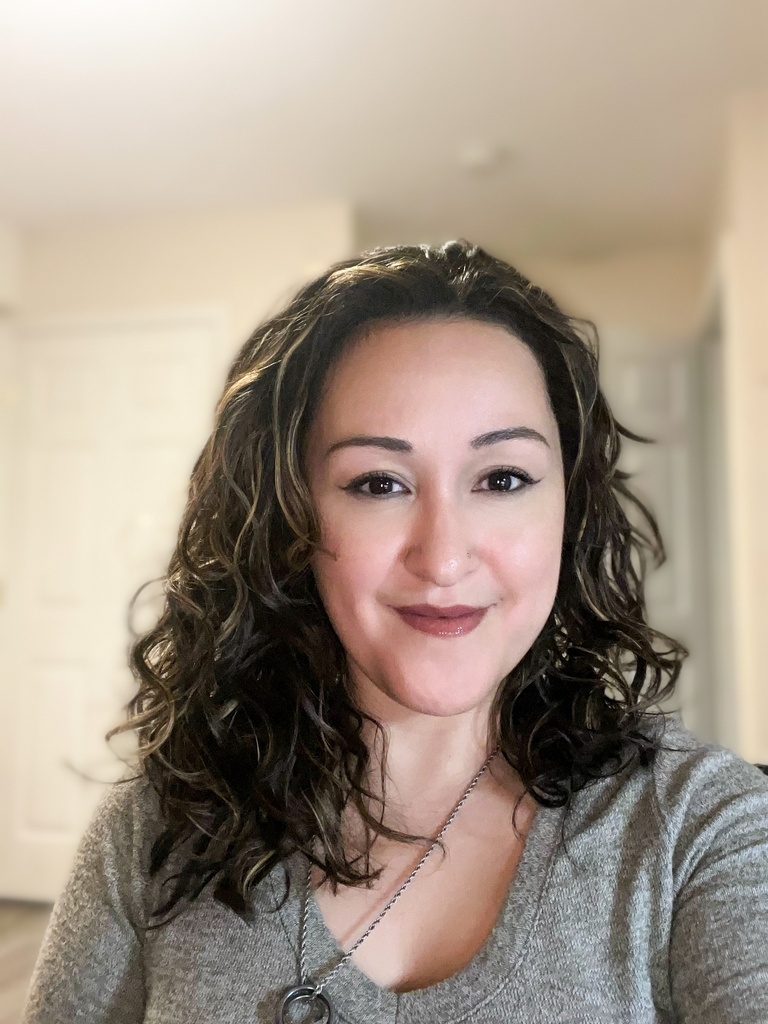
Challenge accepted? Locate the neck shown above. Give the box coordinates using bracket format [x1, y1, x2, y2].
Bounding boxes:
[352, 672, 497, 836]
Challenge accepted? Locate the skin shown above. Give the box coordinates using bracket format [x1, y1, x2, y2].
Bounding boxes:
[302, 317, 567, 991]
[305, 316, 565, 769]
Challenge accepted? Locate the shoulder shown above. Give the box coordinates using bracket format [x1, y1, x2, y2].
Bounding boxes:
[649, 714, 768, 803]
[88, 773, 160, 831]
[584, 712, 768, 811]
[22, 777, 160, 1022]
[647, 715, 768, 883]
[69, 773, 164, 929]
[566, 714, 768, 883]
[82, 773, 162, 863]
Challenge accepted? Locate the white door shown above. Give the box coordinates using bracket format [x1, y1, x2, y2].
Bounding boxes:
[0, 315, 222, 901]
[600, 341, 714, 740]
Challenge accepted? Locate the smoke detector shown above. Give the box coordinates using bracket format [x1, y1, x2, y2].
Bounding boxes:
[457, 142, 509, 174]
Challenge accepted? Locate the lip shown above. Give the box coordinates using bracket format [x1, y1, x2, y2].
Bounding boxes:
[395, 604, 484, 618]
[393, 604, 488, 637]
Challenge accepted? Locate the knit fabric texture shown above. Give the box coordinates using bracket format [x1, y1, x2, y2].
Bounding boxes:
[22, 715, 768, 1023]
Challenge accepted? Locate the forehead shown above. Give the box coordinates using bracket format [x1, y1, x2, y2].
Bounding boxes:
[314, 317, 553, 429]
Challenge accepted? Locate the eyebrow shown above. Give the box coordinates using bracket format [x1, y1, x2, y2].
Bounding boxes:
[323, 426, 550, 459]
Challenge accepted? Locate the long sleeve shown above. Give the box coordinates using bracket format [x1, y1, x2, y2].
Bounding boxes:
[22, 778, 157, 1024]
[667, 751, 768, 1021]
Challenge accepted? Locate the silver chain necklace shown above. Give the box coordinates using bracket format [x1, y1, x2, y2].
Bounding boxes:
[277, 746, 499, 1024]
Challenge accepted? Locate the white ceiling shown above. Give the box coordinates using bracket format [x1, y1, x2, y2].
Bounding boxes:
[1, 0, 767, 256]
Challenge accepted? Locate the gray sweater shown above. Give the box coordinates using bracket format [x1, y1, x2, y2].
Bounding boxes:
[22, 716, 768, 1023]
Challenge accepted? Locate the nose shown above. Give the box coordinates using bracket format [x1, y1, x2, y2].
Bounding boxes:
[403, 491, 477, 586]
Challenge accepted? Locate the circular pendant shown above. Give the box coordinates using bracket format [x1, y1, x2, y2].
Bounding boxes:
[277, 984, 332, 1024]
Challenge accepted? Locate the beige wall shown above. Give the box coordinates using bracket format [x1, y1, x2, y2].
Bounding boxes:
[0, 200, 354, 671]
[0, 318, 16, 587]
[0, 317, 19, 694]
[720, 94, 768, 764]
[520, 243, 712, 349]
[18, 201, 355, 361]
[0, 226, 20, 311]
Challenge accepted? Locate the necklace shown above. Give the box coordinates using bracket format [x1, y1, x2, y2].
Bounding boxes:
[276, 746, 499, 1024]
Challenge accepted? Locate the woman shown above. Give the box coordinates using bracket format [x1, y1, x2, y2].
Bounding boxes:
[23, 241, 768, 1023]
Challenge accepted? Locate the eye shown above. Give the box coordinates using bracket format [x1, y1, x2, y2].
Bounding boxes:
[343, 467, 538, 498]
[344, 472, 407, 497]
[477, 467, 537, 493]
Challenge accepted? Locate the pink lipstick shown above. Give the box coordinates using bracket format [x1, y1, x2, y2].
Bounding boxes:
[393, 603, 488, 637]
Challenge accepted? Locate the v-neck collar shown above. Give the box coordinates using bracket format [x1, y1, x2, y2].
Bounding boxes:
[268, 799, 568, 1024]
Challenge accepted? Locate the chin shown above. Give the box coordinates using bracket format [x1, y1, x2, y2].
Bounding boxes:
[387, 685, 494, 718]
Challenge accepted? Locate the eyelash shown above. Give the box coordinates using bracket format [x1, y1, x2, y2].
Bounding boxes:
[343, 467, 539, 498]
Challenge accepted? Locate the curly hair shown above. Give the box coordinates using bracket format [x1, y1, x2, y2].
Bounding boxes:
[112, 240, 687, 922]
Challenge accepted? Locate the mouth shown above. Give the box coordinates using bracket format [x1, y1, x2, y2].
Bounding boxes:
[392, 604, 488, 638]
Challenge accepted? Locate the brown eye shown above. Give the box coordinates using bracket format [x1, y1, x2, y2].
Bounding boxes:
[479, 468, 537, 492]
[344, 473, 407, 497]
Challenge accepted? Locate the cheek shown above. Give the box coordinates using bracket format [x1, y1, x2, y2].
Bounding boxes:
[310, 528, 393, 621]
[495, 510, 564, 608]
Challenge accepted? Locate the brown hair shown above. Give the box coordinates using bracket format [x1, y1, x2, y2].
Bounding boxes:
[113, 240, 686, 921]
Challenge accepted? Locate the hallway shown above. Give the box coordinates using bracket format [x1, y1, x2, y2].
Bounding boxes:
[0, 903, 50, 1024]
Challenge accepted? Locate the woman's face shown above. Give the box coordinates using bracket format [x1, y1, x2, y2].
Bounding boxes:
[304, 317, 566, 719]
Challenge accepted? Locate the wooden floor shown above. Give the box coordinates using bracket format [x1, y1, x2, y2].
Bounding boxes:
[0, 902, 51, 1024]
